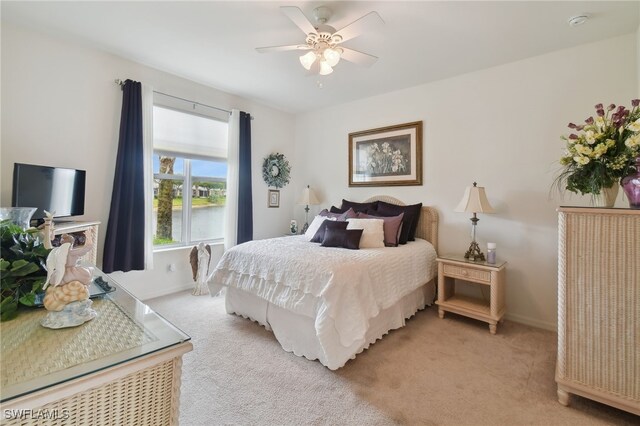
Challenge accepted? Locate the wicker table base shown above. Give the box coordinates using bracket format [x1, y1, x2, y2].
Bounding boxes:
[1, 343, 192, 426]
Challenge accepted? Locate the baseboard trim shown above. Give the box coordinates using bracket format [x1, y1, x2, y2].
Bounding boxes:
[505, 312, 556, 332]
[130, 283, 558, 331]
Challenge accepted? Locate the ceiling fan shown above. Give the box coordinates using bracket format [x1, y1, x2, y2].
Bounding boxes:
[256, 5, 384, 76]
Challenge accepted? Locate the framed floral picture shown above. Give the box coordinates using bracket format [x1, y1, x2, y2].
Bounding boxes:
[268, 189, 280, 208]
[349, 121, 423, 187]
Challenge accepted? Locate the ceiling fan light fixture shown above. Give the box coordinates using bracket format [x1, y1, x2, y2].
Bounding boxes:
[323, 48, 341, 67]
[319, 60, 333, 75]
[260, 6, 383, 76]
[299, 51, 317, 70]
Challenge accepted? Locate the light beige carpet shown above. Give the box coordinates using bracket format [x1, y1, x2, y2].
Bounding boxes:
[148, 291, 637, 425]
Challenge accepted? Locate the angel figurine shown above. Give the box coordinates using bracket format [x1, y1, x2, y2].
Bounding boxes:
[41, 233, 96, 328]
[44, 234, 92, 289]
[189, 242, 212, 296]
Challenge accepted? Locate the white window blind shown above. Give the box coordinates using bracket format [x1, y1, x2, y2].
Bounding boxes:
[153, 106, 228, 160]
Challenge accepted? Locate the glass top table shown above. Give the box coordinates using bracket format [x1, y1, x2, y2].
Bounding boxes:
[0, 268, 191, 403]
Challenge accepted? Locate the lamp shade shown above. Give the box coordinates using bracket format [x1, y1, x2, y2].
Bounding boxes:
[299, 51, 317, 70]
[318, 60, 333, 76]
[297, 185, 320, 205]
[454, 183, 495, 213]
[323, 48, 341, 67]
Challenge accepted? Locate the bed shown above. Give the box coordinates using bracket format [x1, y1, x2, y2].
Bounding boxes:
[208, 196, 439, 370]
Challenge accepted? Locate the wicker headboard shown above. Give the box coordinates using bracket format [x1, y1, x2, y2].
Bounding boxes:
[364, 195, 439, 253]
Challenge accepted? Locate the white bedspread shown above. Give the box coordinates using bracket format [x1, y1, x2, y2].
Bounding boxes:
[209, 236, 437, 349]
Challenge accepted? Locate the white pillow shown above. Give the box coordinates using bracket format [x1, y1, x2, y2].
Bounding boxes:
[304, 216, 335, 241]
[346, 218, 385, 248]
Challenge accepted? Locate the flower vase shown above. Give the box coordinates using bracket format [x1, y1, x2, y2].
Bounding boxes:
[592, 184, 618, 208]
[621, 157, 640, 209]
[0, 207, 37, 230]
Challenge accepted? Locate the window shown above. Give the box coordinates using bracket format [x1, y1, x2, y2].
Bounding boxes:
[152, 105, 228, 247]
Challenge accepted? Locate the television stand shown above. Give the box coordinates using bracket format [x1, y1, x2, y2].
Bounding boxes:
[43, 220, 101, 265]
[30, 218, 76, 227]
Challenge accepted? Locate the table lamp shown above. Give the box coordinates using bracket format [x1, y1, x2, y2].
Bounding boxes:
[454, 182, 495, 261]
[297, 185, 320, 233]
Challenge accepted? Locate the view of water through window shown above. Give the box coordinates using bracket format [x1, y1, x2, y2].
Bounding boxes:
[152, 204, 224, 242]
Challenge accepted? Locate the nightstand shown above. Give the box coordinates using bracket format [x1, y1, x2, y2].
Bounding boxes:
[436, 255, 507, 334]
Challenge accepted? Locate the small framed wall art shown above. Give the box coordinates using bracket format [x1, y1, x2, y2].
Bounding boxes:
[348, 121, 423, 187]
[268, 189, 280, 208]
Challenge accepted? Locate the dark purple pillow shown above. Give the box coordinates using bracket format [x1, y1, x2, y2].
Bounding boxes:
[340, 199, 379, 213]
[374, 201, 423, 243]
[357, 212, 404, 247]
[310, 220, 348, 243]
[329, 205, 345, 214]
[319, 207, 357, 221]
[321, 227, 363, 250]
[319, 208, 340, 218]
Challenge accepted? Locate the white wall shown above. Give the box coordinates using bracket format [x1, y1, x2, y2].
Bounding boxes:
[293, 34, 638, 330]
[1, 23, 296, 300]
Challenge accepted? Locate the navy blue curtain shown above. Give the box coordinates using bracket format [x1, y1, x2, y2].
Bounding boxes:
[103, 80, 145, 273]
[237, 112, 253, 244]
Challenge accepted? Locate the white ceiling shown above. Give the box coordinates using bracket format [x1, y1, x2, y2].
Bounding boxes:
[2, 1, 638, 114]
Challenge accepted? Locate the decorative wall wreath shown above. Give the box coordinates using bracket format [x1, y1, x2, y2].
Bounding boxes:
[262, 153, 291, 189]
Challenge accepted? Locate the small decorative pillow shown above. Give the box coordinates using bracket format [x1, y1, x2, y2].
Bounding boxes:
[319, 208, 341, 218]
[304, 216, 333, 241]
[357, 212, 404, 247]
[340, 199, 379, 213]
[311, 220, 348, 243]
[346, 218, 385, 248]
[321, 227, 363, 250]
[329, 205, 345, 214]
[319, 207, 357, 221]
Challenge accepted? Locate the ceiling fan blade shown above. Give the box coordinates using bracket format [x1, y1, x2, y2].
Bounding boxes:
[256, 45, 311, 53]
[281, 6, 318, 36]
[340, 47, 378, 67]
[333, 11, 384, 43]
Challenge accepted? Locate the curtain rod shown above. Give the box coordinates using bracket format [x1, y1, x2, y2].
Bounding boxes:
[115, 79, 253, 119]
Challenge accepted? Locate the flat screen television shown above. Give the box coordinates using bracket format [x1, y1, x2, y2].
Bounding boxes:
[12, 163, 86, 221]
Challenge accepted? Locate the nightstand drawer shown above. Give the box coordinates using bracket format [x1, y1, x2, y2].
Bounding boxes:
[443, 264, 491, 283]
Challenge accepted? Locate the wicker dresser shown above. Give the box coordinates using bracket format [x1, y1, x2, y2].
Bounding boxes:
[556, 207, 639, 415]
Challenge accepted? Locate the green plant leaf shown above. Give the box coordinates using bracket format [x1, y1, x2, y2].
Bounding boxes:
[9, 260, 40, 277]
[0, 297, 18, 321]
[10, 259, 28, 269]
[33, 245, 51, 257]
[0, 224, 51, 320]
[1, 276, 17, 289]
[32, 278, 45, 293]
[18, 293, 36, 306]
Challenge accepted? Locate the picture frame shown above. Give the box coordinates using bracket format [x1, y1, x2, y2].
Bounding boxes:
[268, 189, 280, 208]
[348, 121, 423, 187]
